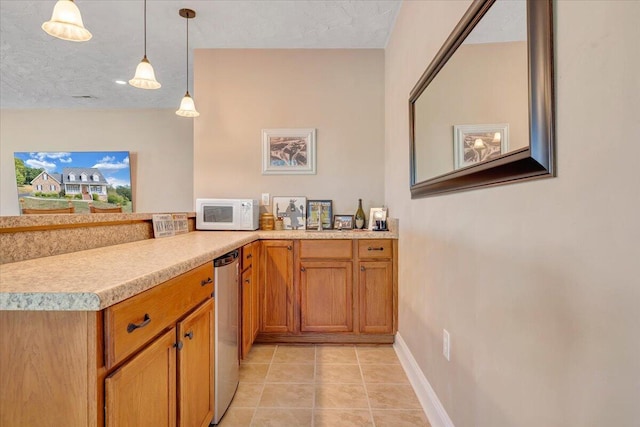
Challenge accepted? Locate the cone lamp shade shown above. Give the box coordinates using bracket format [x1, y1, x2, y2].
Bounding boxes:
[176, 8, 199, 118]
[42, 0, 92, 42]
[129, 56, 161, 89]
[176, 91, 200, 117]
[129, 0, 161, 89]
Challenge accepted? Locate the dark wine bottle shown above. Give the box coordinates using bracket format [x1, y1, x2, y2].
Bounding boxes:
[355, 199, 366, 229]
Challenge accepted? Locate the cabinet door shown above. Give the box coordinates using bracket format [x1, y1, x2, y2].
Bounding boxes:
[241, 267, 253, 359]
[177, 299, 215, 427]
[300, 261, 353, 333]
[250, 243, 260, 340]
[260, 240, 294, 333]
[359, 261, 393, 334]
[105, 329, 177, 427]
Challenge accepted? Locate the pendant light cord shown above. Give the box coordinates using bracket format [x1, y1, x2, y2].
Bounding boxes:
[143, 0, 147, 57]
[186, 13, 189, 92]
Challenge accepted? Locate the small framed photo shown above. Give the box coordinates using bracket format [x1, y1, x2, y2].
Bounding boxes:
[262, 128, 316, 175]
[333, 215, 354, 230]
[368, 207, 388, 231]
[453, 123, 509, 169]
[306, 200, 333, 230]
[273, 196, 307, 230]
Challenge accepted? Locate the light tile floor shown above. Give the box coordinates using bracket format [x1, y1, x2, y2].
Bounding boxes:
[217, 344, 430, 427]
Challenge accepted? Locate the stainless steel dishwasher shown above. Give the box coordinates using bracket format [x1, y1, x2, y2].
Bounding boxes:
[212, 249, 240, 425]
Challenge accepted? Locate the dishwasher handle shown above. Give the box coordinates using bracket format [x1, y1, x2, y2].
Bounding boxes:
[214, 249, 240, 267]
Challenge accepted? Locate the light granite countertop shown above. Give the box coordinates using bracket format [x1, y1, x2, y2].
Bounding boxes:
[0, 227, 397, 311]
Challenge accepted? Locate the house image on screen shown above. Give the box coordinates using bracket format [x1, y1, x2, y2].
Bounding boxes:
[30, 167, 109, 201]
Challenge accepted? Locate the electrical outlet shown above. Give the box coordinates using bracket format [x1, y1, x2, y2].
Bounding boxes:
[261, 193, 270, 206]
[443, 329, 451, 361]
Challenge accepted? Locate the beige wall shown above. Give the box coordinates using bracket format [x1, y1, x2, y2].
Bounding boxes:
[386, 1, 640, 426]
[415, 41, 528, 181]
[193, 49, 385, 216]
[0, 109, 193, 215]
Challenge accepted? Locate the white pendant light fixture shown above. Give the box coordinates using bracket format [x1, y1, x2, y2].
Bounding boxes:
[176, 8, 199, 118]
[42, 0, 92, 42]
[129, 0, 161, 90]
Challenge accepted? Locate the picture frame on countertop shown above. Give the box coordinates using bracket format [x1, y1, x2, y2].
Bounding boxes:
[368, 207, 388, 231]
[333, 214, 354, 230]
[152, 214, 175, 238]
[306, 200, 333, 230]
[172, 213, 189, 235]
[262, 128, 316, 175]
[272, 196, 307, 230]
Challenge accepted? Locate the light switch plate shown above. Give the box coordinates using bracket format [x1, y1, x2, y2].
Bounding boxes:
[261, 193, 270, 206]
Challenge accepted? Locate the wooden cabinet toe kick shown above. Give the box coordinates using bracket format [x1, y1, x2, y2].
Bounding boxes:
[255, 333, 395, 345]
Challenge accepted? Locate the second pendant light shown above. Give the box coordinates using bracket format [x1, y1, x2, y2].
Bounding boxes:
[130, 0, 160, 89]
[176, 8, 199, 118]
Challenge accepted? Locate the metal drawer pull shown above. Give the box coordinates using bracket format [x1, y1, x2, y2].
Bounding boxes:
[247, 254, 252, 259]
[127, 314, 151, 333]
[245, 279, 250, 284]
[301, 267, 306, 272]
[201, 277, 213, 286]
[184, 330, 194, 340]
[361, 266, 365, 271]
[368, 247, 384, 251]
[287, 245, 292, 251]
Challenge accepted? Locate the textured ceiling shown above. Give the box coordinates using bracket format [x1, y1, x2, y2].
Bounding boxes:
[0, 0, 401, 109]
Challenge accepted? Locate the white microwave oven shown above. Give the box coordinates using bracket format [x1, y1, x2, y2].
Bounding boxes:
[195, 198, 259, 231]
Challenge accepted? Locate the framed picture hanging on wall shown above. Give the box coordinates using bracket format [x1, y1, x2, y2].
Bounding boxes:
[262, 128, 316, 175]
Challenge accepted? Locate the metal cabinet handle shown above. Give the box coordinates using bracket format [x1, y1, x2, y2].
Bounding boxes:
[368, 247, 384, 251]
[184, 330, 194, 340]
[127, 314, 151, 333]
[301, 267, 306, 272]
[201, 277, 213, 286]
[245, 278, 250, 284]
[247, 254, 253, 259]
[174, 341, 183, 350]
[287, 245, 292, 251]
[361, 266, 365, 272]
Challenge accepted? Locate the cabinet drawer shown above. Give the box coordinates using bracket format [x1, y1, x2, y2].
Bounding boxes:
[300, 240, 352, 259]
[104, 263, 214, 369]
[242, 243, 254, 270]
[357, 240, 393, 259]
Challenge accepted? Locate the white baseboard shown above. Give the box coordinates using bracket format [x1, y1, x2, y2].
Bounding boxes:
[394, 333, 455, 427]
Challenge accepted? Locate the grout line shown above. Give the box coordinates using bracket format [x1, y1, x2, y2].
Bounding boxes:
[356, 345, 377, 427]
[246, 345, 277, 426]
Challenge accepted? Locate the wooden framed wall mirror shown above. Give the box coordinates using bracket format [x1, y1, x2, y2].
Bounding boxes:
[409, 0, 554, 198]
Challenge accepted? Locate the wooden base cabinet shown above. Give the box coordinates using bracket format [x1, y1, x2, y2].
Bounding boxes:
[177, 299, 215, 427]
[0, 262, 215, 427]
[240, 242, 260, 359]
[260, 240, 294, 334]
[300, 260, 353, 332]
[105, 329, 177, 427]
[257, 239, 397, 344]
[358, 261, 393, 334]
[105, 298, 214, 427]
[357, 240, 395, 335]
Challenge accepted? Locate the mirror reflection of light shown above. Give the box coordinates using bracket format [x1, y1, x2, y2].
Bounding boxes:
[493, 132, 501, 142]
[473, 138, 485, 149]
